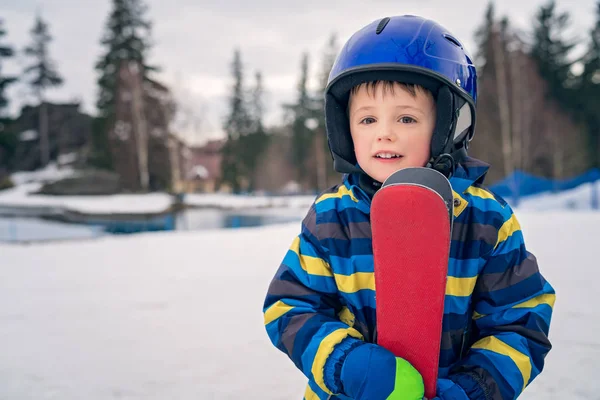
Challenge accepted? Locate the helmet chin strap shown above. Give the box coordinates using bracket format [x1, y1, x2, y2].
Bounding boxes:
[427, 153, 456, 178]
[425, 86, 472, 179]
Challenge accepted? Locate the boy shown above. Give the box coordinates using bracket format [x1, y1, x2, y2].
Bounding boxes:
[263, 15, 554, 400]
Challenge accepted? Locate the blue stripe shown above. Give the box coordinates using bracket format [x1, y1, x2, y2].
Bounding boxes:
[475, 304, 553, 331]
[444, 294, 471, 315]
[448, 257, 483, 278]
[296, 236, 328, 259]
[449, 176, 473, 194]
[494, 230, 524, 254]
[329, 254, 374, 275]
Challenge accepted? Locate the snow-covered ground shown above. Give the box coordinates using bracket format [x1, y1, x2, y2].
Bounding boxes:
[3, 162, 598, 215]
[9, 163, 79, 187]
[0, 183, 174, 215]
[1, 164, 317, 215]
[184, 193, 317, 210]
[0, 182, 316, 215]
[515, 180, 600, 211]
[0, 211, 597, 399]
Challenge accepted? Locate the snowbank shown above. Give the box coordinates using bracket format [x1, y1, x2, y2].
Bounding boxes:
[0, 212, 596, 399]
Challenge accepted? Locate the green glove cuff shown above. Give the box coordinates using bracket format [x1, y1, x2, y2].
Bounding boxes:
[387, 358, 425, 400]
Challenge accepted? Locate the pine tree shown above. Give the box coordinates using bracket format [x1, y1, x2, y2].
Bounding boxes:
[473, 1, 496, 72]
[530, 1, 591, 180]
[284, 52, 314, 189]
[314, 33, 338, 189]
[580, 1, 600, 169]
[530, 0, 578, 104]
[0, 19, 17, 115]
[240, 71, 269, 191]
[92, 0, 155, 170]
[22, 13, 64, 167]
[220, 49, 252, 193]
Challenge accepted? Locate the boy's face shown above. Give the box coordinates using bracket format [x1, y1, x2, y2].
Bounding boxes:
[348, 82, 436, 183]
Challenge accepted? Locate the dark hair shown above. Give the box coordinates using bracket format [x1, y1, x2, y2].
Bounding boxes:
[349, 80, 434, 98]
[347, 80, 434, 115]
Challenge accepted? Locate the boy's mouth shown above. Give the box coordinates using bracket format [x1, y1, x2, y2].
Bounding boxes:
[374, 152, 403, 160]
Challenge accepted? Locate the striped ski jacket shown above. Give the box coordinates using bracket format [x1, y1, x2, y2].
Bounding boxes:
[263, 157, 555, 400]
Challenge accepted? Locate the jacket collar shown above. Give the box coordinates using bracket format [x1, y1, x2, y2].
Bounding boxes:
[344, 156, 491, 203]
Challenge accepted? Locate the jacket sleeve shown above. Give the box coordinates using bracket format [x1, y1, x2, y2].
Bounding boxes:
[449, 207, 555, 400]
[263, 204, 363, 397]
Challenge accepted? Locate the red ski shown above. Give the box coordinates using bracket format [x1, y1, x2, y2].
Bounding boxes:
[371, 167, 454, 399]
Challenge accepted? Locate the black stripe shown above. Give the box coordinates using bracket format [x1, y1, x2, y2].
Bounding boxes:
[267, 277, 317, 297]
[441, 328, 465, 351]
[319, 221, 372, 240]
[477, 253, 539, 293]
[493, 324, 551, 350]
[302, 205, 318, 237]
[282, 313, 315, 359]
[452, 222, 498, 246]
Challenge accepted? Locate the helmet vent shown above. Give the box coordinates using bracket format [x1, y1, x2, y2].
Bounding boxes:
[376, 17, 390, 35]
[443, 34, 463, 48]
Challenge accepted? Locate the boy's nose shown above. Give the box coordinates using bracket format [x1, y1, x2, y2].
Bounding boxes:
[377, 129, 396, 142]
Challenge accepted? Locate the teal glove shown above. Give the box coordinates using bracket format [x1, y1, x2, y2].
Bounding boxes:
[340, 343, 424, 399]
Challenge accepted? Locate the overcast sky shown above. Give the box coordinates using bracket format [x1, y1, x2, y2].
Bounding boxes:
[2, 0, 597, 144]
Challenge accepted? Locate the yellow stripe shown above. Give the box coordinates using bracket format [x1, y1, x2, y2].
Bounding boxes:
[338, 306, 356, 327]
[290, 237, 333, 277]
[472, 336, 532, 391]
[316, 185, 358, 204]
[335, 272, 375, 293]
[304, 383, 320, 400]
[513, 293, 556, 310]
[452, 190, 468, 218]
[446, 276, 477, 297]
[466, 186, 497, 202]
[496, 214, 521, 249]
[473, 310, 485, 320]
[264, 300, 294, 325]
[312, 328, 364, 394]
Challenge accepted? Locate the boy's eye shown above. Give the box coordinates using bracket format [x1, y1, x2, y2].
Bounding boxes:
[399, 116, 416, 124]
[359, 117, 376, 125]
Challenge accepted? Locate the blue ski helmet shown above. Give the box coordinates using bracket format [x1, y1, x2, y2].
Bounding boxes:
[325, 15, 477, 177]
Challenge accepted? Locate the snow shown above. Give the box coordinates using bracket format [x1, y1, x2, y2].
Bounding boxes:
[0, 186, 316, 216]
[0, 211, 597, 399]
[10, 163, 78, 186]
[0, 184, 174, 215]
[2, 165, 316, 215]
[514, 181, 600, 211]
[5, 163, 596, 217]
[183, 193, 316, 210]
